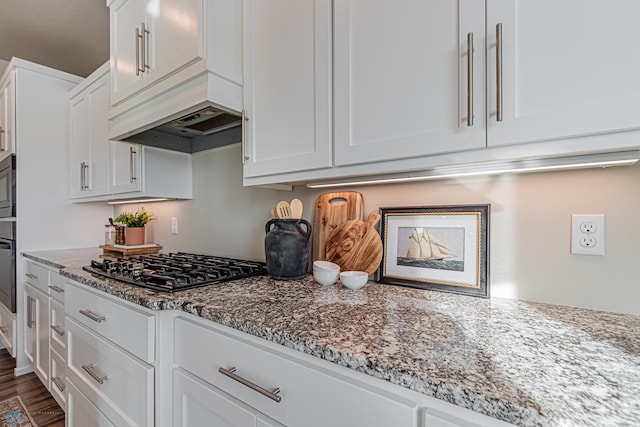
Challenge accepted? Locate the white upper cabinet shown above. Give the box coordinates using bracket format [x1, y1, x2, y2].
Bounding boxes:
[109, 141, 142, 194]
[109, 0, 204, 106]
[0, 72, 16, 162]
[486, 0, 640, 147]
[69, 66, 110, 199]
[334, 0, 486, 166]
[242, 0, 332, 179]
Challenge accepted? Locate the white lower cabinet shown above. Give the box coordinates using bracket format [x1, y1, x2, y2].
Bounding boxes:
[23, 283, 49, 386]
[67, 380, 116, 427]
[0, 301, 15, 356]
[64, 281, 156, 427]
[173, 368, 284, 427]
[173, 316, 418, 427]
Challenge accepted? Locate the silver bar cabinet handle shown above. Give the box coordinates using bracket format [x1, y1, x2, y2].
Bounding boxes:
[50, 325, 65, 337]
[218, 367, 282, 402]
[136, 27, 142, 76]
[467, 32, 474, 127]
[26, 296, 34, 329]
[143, 22, 150, 71]
[79, 309, 106, 323]
[241, 110, 249, 164]
[48, 285, 64, 293]
[496, 22, 503, 122]
[0, 326, 7, 333]
[82, 364, 108, 384]
[52, 376, 65, 392]
[129, 146, 137, 183]
[83, 163, 90, 190]
[25, 273, 38, 280]
[0, 127, 5, 152]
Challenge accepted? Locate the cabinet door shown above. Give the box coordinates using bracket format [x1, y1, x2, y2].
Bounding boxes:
[173, 368, 257, 427]
[150, 0, 204, 84]
[87, 76, 111, 196]
[110, 0, 147, 105]
[24, 284, 49, 385]
[109, 142, 142, 194]
[0, 76, 15, 162]
[486, 0, 640, 147]
[333, 0, 486, 167]
[243, 0, 332, 178]
[69, 94, 91, 198]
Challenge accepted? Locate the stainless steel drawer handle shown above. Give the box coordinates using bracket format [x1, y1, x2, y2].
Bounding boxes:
[82, 364, 108, 384]
[496, 22, 503, 122]
[25, 273, 38, 279]
[0, 326, 7, 333]
[50, 325, 65, 337]
[48, 285, 64, 293]
[52, 376, 65, 392]
[218, 367, 282, 403]
[466, 31, 474, 127]
[79, 309, 106, 323]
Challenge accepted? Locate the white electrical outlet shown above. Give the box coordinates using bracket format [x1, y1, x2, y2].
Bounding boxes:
[171, 217, 179, 235]
[571, 214, 605, 256]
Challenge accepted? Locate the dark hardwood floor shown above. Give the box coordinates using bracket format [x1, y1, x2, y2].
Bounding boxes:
[0, 349, 64, 426]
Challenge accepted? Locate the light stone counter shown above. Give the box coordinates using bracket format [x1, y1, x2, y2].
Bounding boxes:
[23, 248, 640, 427]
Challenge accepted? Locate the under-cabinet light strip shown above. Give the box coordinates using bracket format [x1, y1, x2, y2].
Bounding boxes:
[107, 198, 170, 205]
[306, 152, 640, 188]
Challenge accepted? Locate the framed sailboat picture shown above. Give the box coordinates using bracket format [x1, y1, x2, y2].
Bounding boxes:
[376, 205, 489, 298]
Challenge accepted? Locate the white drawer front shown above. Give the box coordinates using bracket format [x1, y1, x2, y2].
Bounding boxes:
[173, 368, 258, 427]
[67, 318, 154, 427]
[25, 261, 49, 294]
[174, 317, 417, 427]
[67, 381, 116, 427]
[50, 346, 66, 409]
[0, 302, 15, 356]
[65, 282, 155, 362]
[48, 272, 66, 302]
[50, 297, 66, 356]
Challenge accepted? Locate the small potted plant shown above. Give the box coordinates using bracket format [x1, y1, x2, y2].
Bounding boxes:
[114, 205, 156, 245]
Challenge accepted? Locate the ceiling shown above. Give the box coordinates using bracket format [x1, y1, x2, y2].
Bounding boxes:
[0, 0, 109, 78]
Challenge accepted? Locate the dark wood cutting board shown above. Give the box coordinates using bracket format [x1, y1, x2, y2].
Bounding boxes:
[312, 192, 364, 261]
[325, 211, 382, 275]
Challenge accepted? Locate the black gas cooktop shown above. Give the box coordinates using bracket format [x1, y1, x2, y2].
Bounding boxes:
[83, 252, 267, 292]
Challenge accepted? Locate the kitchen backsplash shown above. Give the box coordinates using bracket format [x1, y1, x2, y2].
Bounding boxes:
[115, 143, 640, 316]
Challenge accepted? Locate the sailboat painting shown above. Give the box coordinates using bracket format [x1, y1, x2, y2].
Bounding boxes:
[396, 227, 465, 272]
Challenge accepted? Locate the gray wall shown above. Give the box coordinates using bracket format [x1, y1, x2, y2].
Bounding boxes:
[117, 144, 640, 315]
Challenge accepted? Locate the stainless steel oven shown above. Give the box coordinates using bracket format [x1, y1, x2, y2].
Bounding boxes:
[0, 221, 15, 312]
[0, 155, 16, 218]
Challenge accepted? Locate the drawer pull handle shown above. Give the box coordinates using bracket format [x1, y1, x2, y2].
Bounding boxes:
[52, 376, 65, 392]
[48, 285, 64, 293]
[79, 309, 106, 323]
[50, 325, 65, 337]
[0, 326, 7, 333]
[82, 364, 108, 384]
[25, 273, 38, 279]
[218, 367, 282, 403]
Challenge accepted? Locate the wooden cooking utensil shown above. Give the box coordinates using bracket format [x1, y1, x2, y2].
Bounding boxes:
[325, 211, 382, 275]
[276, 201, 292, 219]
[312, 192, 364, 261]
[290, 198, 303, 219]
[271, 208, 278, 219]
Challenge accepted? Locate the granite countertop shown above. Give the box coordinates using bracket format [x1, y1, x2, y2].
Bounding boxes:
[23, 248, 640, 427]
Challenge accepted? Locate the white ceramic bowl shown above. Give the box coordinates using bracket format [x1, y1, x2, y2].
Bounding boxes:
[313, 268, 340, 286]
[313, 260, 340, 272]
[340, 271, 368, 290]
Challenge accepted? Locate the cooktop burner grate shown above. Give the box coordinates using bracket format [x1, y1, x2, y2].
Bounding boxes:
[82, 252, 268, 292]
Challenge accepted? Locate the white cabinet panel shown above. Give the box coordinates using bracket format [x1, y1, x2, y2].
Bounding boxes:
[0, 75, 15, 161]
[67, 317, 154, 427]
[50, 347, 66, 409]
[243, 0, 332, 178]
[67, 380, 116, 427]
[173, 368, 258, 427]
[69, 66, 110, 199]
[0, 301, 15, 357]
[486, 0, 640, 147]
[333, 0, 486, 166]
[109, 142, 142, 194]
[24, 283, 49, 385]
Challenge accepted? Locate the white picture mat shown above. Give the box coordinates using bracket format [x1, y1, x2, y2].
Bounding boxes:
[384, 213, 480, 287]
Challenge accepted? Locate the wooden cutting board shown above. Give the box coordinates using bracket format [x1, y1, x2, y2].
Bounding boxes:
[325, 211, 383, 275]
[312, 192, 364, 261]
